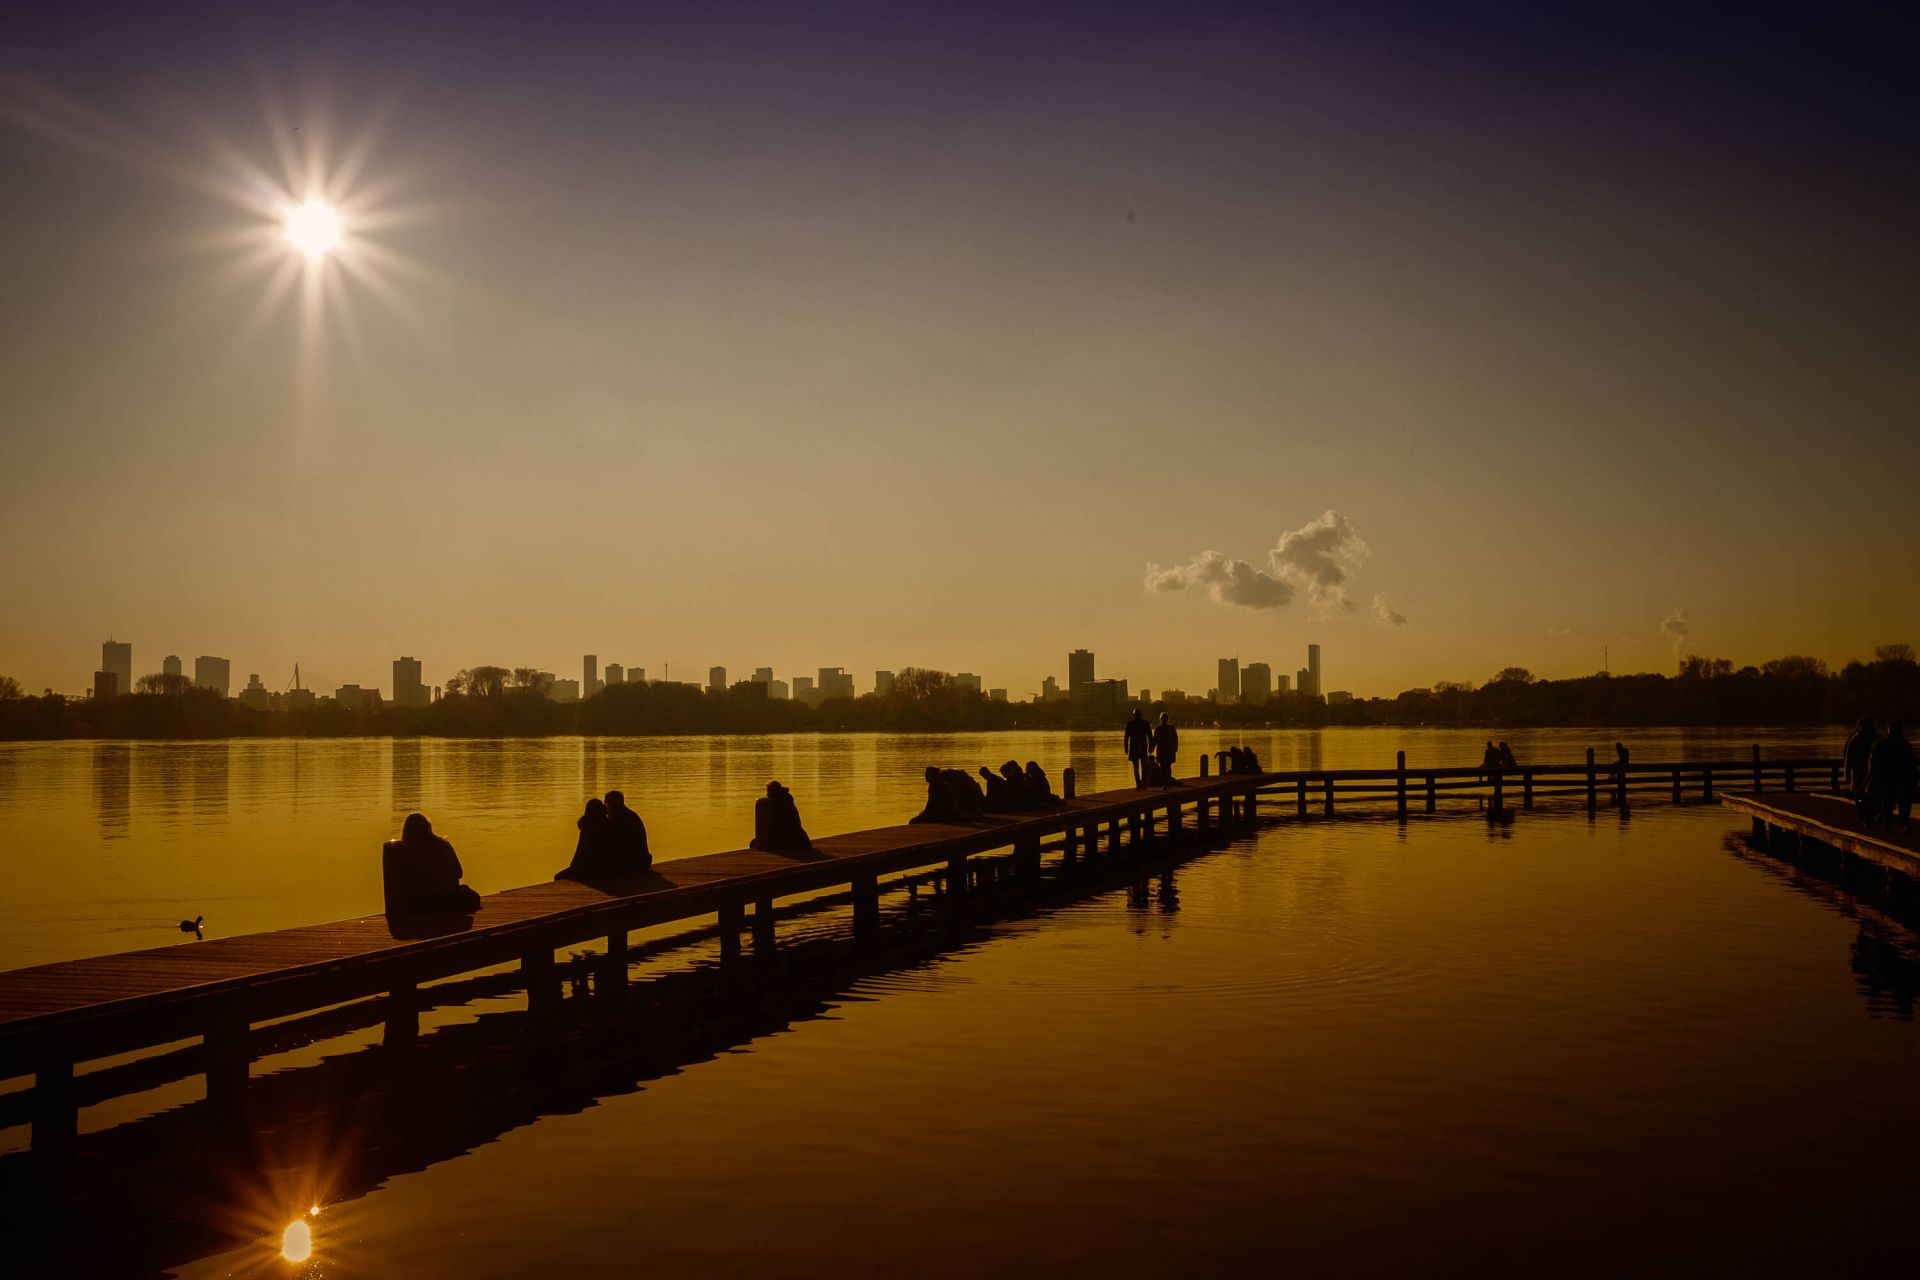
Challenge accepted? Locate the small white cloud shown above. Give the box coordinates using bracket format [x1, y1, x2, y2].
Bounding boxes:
[1372, 592, 1408, 627]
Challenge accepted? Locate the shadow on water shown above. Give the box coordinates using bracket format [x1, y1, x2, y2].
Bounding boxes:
[1, 824, 1228, 1278]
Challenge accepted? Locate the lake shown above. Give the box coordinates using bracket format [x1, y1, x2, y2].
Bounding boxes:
[5, 727, 1917, 1276]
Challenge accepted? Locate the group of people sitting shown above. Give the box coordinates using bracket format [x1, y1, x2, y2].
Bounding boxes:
[1214, 745, 1264, 774]
[911, 760, 1057, 824]
[557, 789, 654, 880]
[1842, 717, 1915, 834]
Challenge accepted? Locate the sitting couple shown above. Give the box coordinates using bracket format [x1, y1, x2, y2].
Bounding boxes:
[557, 789, 654, 880]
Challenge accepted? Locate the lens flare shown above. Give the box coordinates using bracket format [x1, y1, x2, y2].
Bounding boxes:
[281, 1218, 313, 1262]
[284, 198, 342, 258]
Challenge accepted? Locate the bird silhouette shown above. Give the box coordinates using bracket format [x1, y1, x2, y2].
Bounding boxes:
[179, 915, 204, 938]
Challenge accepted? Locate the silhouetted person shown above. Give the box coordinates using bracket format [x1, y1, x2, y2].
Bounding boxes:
[605, 789, 652, 872]
[1124, 709, 1152, 786]
[1240, 746, 1262, 773]
[1024, 760, 1055, 802]
[1843, 717, 1880, 806]
[555, 797, 614, 880]
[751, 781, 812, 852]
[913, 767, 989, 823]
[1614, 742, 1630, 791]
[999, 760, 1035, 809]
[946, 768, 987, 818]
[1866, 722, 1914, 835]
[1498, 741, 1519, 771]
[383, 812, 480, 916]
[1479, 741, 1502, 782]
[979, 765, 1010, 811]
[1152, 713, 1180, 787]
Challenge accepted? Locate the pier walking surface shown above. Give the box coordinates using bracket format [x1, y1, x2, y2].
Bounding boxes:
[1, 751, 1859, 1154]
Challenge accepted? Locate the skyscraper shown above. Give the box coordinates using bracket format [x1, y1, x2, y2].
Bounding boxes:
[1217, 657, 1239, 705]
[607, 662, 625, 686]
[393, 656, 427, 708]
[1275, 673, 1291, 694]
[101, 640, 132, 698]
[162, 654, 182, 680]
[874, 670, 895, 697]
[1041, 675, 1061, 702]
[194, 656, 230, 698]
[1068, 648, 1094, 695]
[583, 654, 600, 697]
[752, 667, 773, 685]
[954, 672, 983, 694]
[792, 675, 817, 706]
[1307, 643, 1322, 701]
[818, 668, 854, 701]
[1241, 662, 1272, 705]
[709, 666, 727, 693]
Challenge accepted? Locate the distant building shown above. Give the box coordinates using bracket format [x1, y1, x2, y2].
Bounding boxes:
[1041, 675, 1063, 703]
[547, 677, 580, 702]
[1068, 648, 1095, 696]
[607, 662, 624, 686]
[989, 688, 1008, 703]
[1140, 689, 1152, 704]
[1306, 643, 1322, 701]
[1275, 673, 1291, 695]
[1161, 689, 1189, 704]
[818, 667, 854, 701]
[628, 667, 644, 684]
[792, 675, 817, 706]
[1241, 662, 1272, 705]
[93, 670, 118, 700]
[334, 684, 379, 712]
[239, 673, 270, 711]
[954, 672, 983, 694]
[1217, 658, 1239, 705]
[769, 679, 790, 700]
[752, 667, 773, 685]
[1071, 677, 1129, 721]
[709, 666, 727, 693]
[392, 656, 428, 709]
[874, 669, 895, 698]
[101, 640, 132, 698]
[281, 687, 318, 711]
[162, 654, 182, 680]
[583, 655, 600, 698]
[1325, 690, 1353, 706]
[194, 656, 231, 698]
[1296, 668, 1310, 699]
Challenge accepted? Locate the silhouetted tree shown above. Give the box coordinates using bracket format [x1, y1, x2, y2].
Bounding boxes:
[0, 675, 22, 700]
[453, 666, 511, 698]
[1876, 643, 1916, 664]
[134, 672, 194, 696]
[1491, 667, 1534, 685]
[510, 667, 548, 691]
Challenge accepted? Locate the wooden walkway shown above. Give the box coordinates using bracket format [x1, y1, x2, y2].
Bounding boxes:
[0, 768, 1272, 1150]
[1722, 791, 1920, 879]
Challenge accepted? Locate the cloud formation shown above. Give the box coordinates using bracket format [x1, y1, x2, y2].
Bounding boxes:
[1372, 592, 1407, 626]
[1661, 608, 1690, 663]
[1145, 510, 1374, 616]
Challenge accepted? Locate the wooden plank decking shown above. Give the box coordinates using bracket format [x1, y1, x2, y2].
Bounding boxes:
[1721, 791, 1920, 878]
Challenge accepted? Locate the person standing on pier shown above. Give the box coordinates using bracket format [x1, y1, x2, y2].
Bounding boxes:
[1124, 708, 1153, 787]
[1843, 717, 1880, 809]
[1866, 721, 1914, 835]
[1152, 712, 1180, 788]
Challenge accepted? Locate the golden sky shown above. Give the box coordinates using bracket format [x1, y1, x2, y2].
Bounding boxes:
[2, 3, 1915, 699]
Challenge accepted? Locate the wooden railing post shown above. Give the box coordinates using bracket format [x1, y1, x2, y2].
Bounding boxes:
[753, 899, 777, 957]
[1829, 761, 1839, 790]
[1522, 771, 1534, 809]
[1322, 775, 1334, 815]
[852, 873, 880, 939]
[1198, 755, 1211, 826]
[1062, 766, 1076, 800]
[718, 902, 743, 966]
[1396, 751, 1408, 817]
[948, 854, 970, 896]
[1752, 744, 1762, 792]
[1425, 773, 1436, 812]
[1297, 777, 1307, 816]
[1785, 764, 1796, 793]
[1586, 748, 1597, 811]
[1670, 767, 1681, 803]
[1245, 786, 1259, 825]
[1702, 767, 1714, 800]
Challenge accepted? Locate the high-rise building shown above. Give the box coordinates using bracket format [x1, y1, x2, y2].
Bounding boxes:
[818, 668, 855, 701]
[1275, 673, 1291, 695]
[1068, 648, 1095, 695]
[752, 667, 773, 685]
[629, 668, 645, 684]
[709, 666, 727, 693]
[194, 656, 231, 698]
[101, 640, 132, 698]
[874, 670, 895, 698]
[1041, 675, 1062, 702]
[1071, 677, 1129, 721]
[583, 655, 600, 697]
[1217, 658, 1239, 705]
[1326, 690, 1353, 706]
[240, 673, 270, 711]
[548, 678, 580, 702]
[162, 654, 182, 680]
[769, 679, 790, 700]
[392, 656, 427, 708]
[334, 683, 378, 711]
[1241, 662, 1272, 705]
[791, 675, 817, 706]
[93, 670, 118, 700]
[1297, 668, 1310, 697]
[607, 662, 625, 686]
[954, 672, 983, 694]
[989, 688, 1008, 703]
[1307, 643, 1322, 701]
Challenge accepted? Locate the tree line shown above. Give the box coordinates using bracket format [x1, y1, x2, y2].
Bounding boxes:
[0, 647, 1912, 739]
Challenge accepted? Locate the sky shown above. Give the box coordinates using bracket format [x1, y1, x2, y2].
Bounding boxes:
[2, 1, 1915, 701]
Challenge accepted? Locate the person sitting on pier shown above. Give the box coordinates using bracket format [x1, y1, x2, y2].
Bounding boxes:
[1124, 708, 1153, 787]
[1152, 713, 1180, 788]
[751, 781, 813, 852]
[555, 797, 614, 880]
[999, 760, 1037, 809]
[1498, 742, 1519, 772]
[604, 790, 653, 873]
[1866, 721, 1914, 836]
[979, 765, 1011, 811]
[384, 812, 482, 916]
[1023, 760, 1055, 803]
[1479, 741, 1502, 781]
[1215, 748, 1234, 776]
[912, 767, 986, 824]
[1239, 746, 1263, 774]
[1843, 717, 1880, 807]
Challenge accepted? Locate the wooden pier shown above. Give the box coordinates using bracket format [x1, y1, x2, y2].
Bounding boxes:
[1722, 791, 1920, 880]
[0, 747, 1840, 1154]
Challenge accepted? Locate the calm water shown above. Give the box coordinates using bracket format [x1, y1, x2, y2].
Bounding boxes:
[7, 728, 1917, 1276]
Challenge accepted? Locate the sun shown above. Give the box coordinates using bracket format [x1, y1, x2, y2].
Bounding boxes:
[284, 198, 343, 258]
